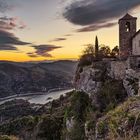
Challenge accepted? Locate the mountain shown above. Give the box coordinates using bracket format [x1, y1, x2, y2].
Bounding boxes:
[0, 60, 77, 98]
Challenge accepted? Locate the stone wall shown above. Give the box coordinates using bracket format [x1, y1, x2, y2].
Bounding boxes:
[119, 17, 137, 57]
[132, 31, 140, 56]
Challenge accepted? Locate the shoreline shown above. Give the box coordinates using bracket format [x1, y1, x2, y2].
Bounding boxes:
[0, 89, 74, 104]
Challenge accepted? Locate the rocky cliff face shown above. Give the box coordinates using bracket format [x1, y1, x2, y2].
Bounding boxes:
[73, 60, 140, 140]
[75, 60, 140, 98]
[75, 61, 108, 100]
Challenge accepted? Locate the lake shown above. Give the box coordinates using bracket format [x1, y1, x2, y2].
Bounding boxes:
[0, 89, 73, 105]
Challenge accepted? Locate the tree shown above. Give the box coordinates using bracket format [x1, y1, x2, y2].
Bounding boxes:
[95, 36, 99, 58]
[78, 44, 95, 66]
[82, 44, 94, 56]
[98, 45, 111, 58]
[111, 46, 119, 57]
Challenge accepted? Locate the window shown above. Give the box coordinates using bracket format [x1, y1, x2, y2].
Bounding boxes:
[138, 60, 140, 68]
[125, 22, 130, 32]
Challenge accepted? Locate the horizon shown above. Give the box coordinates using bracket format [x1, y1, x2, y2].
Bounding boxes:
[0, 58, 78, 63]
[0, 0, 140, 62]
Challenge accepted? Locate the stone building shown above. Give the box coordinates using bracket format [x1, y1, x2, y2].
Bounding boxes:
[132, 30, 140, 56]
[119, 14, 137, 58]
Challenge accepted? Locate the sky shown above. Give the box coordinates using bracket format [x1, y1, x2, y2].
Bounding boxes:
[0, 0, 140, 62]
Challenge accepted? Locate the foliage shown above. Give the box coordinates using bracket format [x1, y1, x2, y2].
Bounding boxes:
[37, 115, 63, 140]
[100, 97, 140, 139]
[97, 79, 127, 112]
[78, 54, 94, 67]
[126, 77, 139, 95]
[111, 46, 119, 57]
[0, 136, 18, 140]
[0, 116, 39, 135]
[64, 91, 92, 140]
[95, 36, 99, 57]
[98, 45, 111, 58]
[82, 44, 95, 56]
[79, 44, 119, 67]
[67, 91, 91, 121]
[68, 121, 85, 140]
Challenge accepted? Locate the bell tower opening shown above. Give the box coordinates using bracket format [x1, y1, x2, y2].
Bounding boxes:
[125, 22, 130, 32]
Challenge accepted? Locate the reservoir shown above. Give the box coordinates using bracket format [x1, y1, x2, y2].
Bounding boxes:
[0, 89, 73, 105]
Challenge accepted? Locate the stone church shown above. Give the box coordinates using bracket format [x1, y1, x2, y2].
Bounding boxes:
[119, 13, 140, 68]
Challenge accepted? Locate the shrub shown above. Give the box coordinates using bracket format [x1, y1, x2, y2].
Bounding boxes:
[97, 79, 127, 112]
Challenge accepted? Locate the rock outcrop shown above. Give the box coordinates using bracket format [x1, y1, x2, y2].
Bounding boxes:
[75, 60, 140, 98]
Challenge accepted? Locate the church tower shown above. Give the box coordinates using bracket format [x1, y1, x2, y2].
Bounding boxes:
[119, 13, 137, 58]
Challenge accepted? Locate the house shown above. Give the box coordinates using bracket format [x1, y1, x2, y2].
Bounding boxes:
[132, 30, 140, 56]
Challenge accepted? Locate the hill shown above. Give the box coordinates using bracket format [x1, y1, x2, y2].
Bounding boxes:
[0, 60, 77, 98]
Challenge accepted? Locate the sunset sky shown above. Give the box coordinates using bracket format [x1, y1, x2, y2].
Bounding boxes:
[0, 0, 140, 62]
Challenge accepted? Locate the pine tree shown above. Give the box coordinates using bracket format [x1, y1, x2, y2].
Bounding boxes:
[95, 36, 99, 58]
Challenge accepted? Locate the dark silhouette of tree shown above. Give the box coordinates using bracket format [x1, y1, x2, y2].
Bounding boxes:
[79, 44, 95, 66]
[111, 46, 119, 57]
[98, 45, 111, 58]
[95, 36, 99, 57]
[82, 44, 94, 56]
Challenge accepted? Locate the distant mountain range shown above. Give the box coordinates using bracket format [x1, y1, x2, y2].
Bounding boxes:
[0, 60, 77, 98]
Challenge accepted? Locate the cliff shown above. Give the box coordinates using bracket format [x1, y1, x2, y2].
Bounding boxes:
[75, 60, 140, 98]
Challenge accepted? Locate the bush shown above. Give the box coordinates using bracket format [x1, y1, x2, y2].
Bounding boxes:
[67, 91, 91, 121]
[37, 116, 63, 140]
[97, 79, 127, 112]
[78, 54, 94, 67]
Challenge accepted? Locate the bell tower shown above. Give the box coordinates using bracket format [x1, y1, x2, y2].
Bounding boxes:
[119, 13, 137, 58]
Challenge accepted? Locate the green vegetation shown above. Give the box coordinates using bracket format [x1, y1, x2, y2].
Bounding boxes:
[126, 77, 139, 95]
[37, 115, 63, 140]
[0, 89, 139, 140]
[97, 79, 127, 112]
[0, 135, 18, 140]
[68, 121, 85, 140]
[67, 91, 91, 121]
[79, 44, 119, 67]
[97, 97, 140, 139]
[64, 91, 92, 140]
[0, 116, 39, 135]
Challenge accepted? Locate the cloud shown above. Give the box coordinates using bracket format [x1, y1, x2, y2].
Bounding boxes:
[50, 37, 67, 42]
[0, 30, 30, 45]
[77, 22, 117, 32]
[64, 34, 72, 37]
[63, 0, 140, 31]
[0, 17, 16, 30]
[26, 52, 38, 58]
[0, 16, 27, 30]
[0, 0, 14, 13]
[27, 44, 62, 58]
[0, 44, 17, 50]
[0, 30, 30, 51]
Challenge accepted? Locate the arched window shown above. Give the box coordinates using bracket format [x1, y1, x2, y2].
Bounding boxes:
[125, 22, 130, 32]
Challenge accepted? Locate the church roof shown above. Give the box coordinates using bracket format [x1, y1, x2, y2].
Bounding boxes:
[132, 30, 140, 39]
[119, 13, 137, 21]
